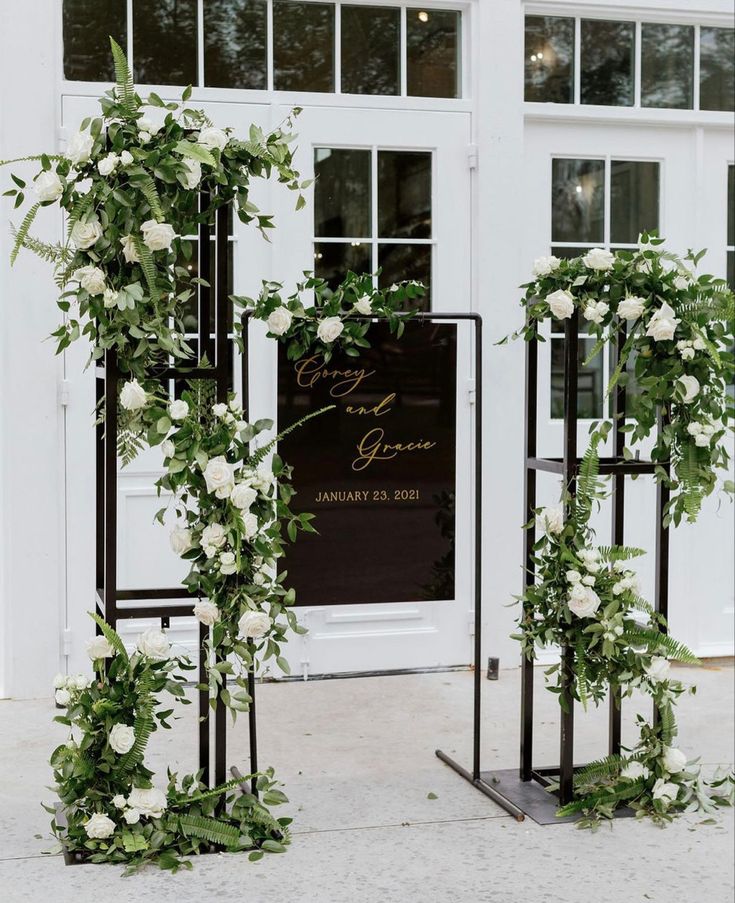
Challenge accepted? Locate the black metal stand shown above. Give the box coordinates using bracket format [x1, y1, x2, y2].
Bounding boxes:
[95, 200, 258, 789]
[437, 313, 671, 823]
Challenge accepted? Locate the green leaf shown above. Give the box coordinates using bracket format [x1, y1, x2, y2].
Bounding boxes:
[174, 140, 215, 168]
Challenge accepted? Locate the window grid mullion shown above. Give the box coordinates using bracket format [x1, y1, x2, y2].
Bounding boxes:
[371, 145, 379, 287]
[197, 0, 205, 87]
[603, 156, 611, 248]
[126, 0, 134, 67]
[633, 20, 642, 108]
[266, 0, 275, 92]
[693, 24, 701, 112]
[335, 2, 342, 94]
[573, 17, 581, 104]
[400, 6, 408, 97]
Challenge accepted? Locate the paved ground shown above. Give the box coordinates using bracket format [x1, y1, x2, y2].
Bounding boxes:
[0, 663, 733, 902]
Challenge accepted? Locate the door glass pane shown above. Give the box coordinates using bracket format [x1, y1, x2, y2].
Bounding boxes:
[552, 159, 605, 243]
[524, 16, 574, 103]
[581, 19, 635, 106]
[314, 242, 371, 289]
[378, 244, 431, 309]
[204, 0, 267, 89]
[406, 9, 461, 98]
[314, 149, 371, 238]
[641, 23, 694, 109]
[341, 5, 400, 95]
[133, 0, 198, 86]
[274, 1, 335, 92]
[378, 152, 432, 239]
[551, 338, 603, 419]
[610, 161, 659, 244]
[63, 0, 127, 81]
[700, 27, 735, 112]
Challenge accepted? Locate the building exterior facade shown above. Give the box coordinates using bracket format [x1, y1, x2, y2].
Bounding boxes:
[0, 0, 733, 697]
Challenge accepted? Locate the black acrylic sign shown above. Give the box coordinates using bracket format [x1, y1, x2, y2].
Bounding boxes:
[277, 320, 457, 606]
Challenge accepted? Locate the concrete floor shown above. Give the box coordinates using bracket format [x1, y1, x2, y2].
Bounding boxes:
[0, 663, 733, 903]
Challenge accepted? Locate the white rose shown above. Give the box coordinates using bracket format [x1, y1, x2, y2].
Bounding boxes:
[201, 523, 227, 553]
[692, 336, 707, 351]
[109, 723, 135, 755]
[120, 150, 133, 166]
[136, 627, 170, 661]
[161, 439, 175, 458]
[85, 813, 116, 839]
[673, 274, 689, 291]
[645, 656, 670, 683]
[212, 402, 228, 418]
[239, 610, 272, 639]
[646, 302, 680, 342]
[538, 505, 564, 536]
[74, 265, 106, 296]
[170, 525, 193, 556]
[103, 288, 119, 309]
[139, 131, 151, 144]
[677, 375, 700, 404]
[53, 673, 67, 689]
[652, 778, 678, 804]
[66, 129, 95, 165]
[193, 600, 219, 626]
[181, 158, 202, 190]
[680, 346, 695, 361]
[567, 584, 601, 618]
[70, 217, 103, 249]
[168, 399, 189, 420]
[266, 306, 293, 336]
[197, 127, 228, 151]
[55, 688, 71, 706]
[242, 511, 259, 540]
[618, 296, 646, 320]
[532, 255, 561, 277]
[353, 294, 373, 315]
[203, 456, 235, 497]
[582, 247, 615, 271]
[112, 794, 127, 810]
[583, 300, 609, 325]
[35, 170, 63, 202]
[219, 551, 237, 575]
[120, 234, 140, 264]
[123, 808, 141, 825]
[141, 220, 176, 252]
[694, 433, 710, 447]
[120, 379, 147, 411]
[97, 153, 120, 176]
[546, 289, 575, 320]
[581, 575, 595, 586]
[230, 482, 257, 511]
[565, 570, 581, 584]
[86, 635, 115, 660]
[620, 760, 650, 781]
[252, 466, 274, 492]
[138, 117, 162, 135]
[316, 316, 344, 344]
[662, 747, 688, 775]
[127, 787, 167, 819]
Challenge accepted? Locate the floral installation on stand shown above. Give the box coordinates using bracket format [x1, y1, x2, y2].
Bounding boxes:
[49, 614, 289, 872]
[235, 270, 426, 362]
[508, 234, 734, 525]
[1, 39, 307, 376]
[519, 436, 734, 826]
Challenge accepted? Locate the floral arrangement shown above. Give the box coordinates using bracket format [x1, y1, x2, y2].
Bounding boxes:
[513, 235, 735, 525]
[1, 39, 307, 376]
[236, 270, 425, 362]
[49, 615, 289, 871]
[521, 439, 734, 825]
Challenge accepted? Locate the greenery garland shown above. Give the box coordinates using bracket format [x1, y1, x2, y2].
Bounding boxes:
[510, 235, 734, 525]
[49, 615, 289, 872]
[522, 436, 734, 826]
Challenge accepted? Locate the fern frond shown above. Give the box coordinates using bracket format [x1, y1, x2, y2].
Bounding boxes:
[248, 802, 287, 837]
[117, 427, 145, 467]
[247, 406, 336, 466]
[10, 202, 41, 264]
[110, 38, 136, 113]
[138, 175, 164, 221]
[177, 814, 241, 848]
[118, 709, 155, 773]
[574, 754, 623, 786]
[173, 776, 243, 807]
[624, 629, 699, 665]
[659, 702, 678, 745]
[596, 545, 646, 563]
[575, 640, 589, 711]
[132, 235, 159, 301]
[90, 611, 129, 662]
[557, 776, 645, 817]
[65, 191, 95, 239]
[0, 154, 63, 166]
[9, 225, 72, 265]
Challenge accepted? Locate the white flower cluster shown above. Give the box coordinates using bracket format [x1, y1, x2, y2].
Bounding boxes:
[85, 786, 168, 838]
[687, 419, 717, 447]
[52, 672, 92, 706]
[538, 505, 564, 535]
[583, 299, 610, 325]
[676, 331, 706, 361]
[565, 564, 601, 618]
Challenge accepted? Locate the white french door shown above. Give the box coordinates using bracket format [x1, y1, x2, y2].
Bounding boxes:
[62, 93, 475, 677]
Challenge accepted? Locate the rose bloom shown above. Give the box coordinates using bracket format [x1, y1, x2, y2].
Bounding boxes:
[74, 265, 106, 296]
[193, 600, 219, 626]
[86, 635, 115, 661]
[120, 150, 133, 166]
[127, 787, 167, 819]
[620, 760, 650, 781]
[316, 316, 344, 343]
[201, 522, 227, 555]
[652, 778, 678, 804]
[546, 289, 575, 320]
[141, 220, 176, 252]
[70, 217, 103, 249]
[538, 505, 563, 535]
[97, 153, 120, 176]
[120, 234, 140, 263]
[219, 551, 237, 575]
[567, 583, 602, 618]
[582, 247, 615, 270]
[242, 511, 259, 540]
[85, 813, 116, 839]
[109, 723, 135, 754]
[136, 627, 170, 661]
[203, 456, 235, 498]
[266, 306, 293, 336]
[170, 525, 193, 555]
[168, 399, 189, 421]
[239, 610, 272, 639]
[103, 288, 119, 309]
[646, 302, 680, 342]
[35, 170, 63, 202]
[662, 746, 688, 774]
[677, 374, 700, 403]
[532, 255, 561, 277]
[618, 296, 646, 320]
[66, 129, 94, 165]
[353, 294, 373, 315]
[55, 688, 71, 706]
[197, 127, 228, 150]
[120, 379, 147, 411]
[181, 158, 202, 190]
[230, 482, 257, 510]
[161, 439, 175, 459]
[112, 794, 127, 810]
[645, 656, 671, 683]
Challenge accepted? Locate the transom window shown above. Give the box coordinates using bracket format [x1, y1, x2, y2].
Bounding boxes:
[549, 157, 661, 419]
[313, 147, 432, 307]
[62, 0, 462, 99]
[525, 16, 734, 112]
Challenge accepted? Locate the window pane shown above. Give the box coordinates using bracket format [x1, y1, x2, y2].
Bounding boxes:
[314, 149, 371, 238]
[728, 166, 735, 248]
[63, 0, 127, 81]
[204, 0, 267, 89]
[378, 151, 432, 239]
[407, 9, 460, 98]
[641, 23, 693, 109]
[341, 5, 400, 95]
[133, 0, 197, 85]
[524, 16, 574, 103]
[551, 338, 603, 419]
[551, 246, 593, 261]
[700, 28, 735, 112]
[581, 19, 635, 106]
[610, 161, 659, 244]
[728, 252, 734, 291]
[552, 159, 605, 243]
[314, 242, 371, 289]
[378, 244, 431, 309]
[274, 1, 335, 92]
[178, 239, 234, 335]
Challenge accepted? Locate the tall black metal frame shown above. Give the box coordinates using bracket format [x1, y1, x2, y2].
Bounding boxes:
[437, 312, 671, 823]
[95, 199, 258, 790]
